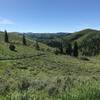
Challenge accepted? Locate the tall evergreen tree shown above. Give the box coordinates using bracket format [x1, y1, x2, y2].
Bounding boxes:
[23, 33, 26, 45]
[73, 41, 79, 57]
[66, 43, 72, 56]
[35, 41, 40, 50]
[4, 30, 9, 43]
[59, 42, 63, 54]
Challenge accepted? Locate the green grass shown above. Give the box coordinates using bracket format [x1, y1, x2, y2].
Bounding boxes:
[1, 52, 100, 100]
[0, 31, 100, 100]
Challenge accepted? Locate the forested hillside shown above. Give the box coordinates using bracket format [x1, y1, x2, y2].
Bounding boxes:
[28, 29, 100, 56]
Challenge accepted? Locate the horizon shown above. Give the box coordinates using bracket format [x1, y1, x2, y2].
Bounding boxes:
[1, 28, 100, 34]
[0, 0, 100, 33]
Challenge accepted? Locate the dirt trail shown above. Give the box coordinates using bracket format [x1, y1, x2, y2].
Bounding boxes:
[0, 53, 45, 61]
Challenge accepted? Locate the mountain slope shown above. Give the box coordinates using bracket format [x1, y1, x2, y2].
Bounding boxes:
[63, 29, 100, 42]
[0, 31, 53, 59]
[0, 31, 100, 99]
[29, 29, 100, 56]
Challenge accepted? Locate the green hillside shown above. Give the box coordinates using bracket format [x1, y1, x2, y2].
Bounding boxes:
[0, 31, 100, 100]
[64, 29, 100, 56]
[30, 29, 100, 56]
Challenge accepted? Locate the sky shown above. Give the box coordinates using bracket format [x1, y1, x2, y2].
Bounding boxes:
[0, 0, 100, 33]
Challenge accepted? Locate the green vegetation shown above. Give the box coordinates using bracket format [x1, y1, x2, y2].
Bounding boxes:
[73, 41, 79, 57]
[64, 29, 100, 56]
[35, 41, 40, 50]
[4, 30, 9, 43]
[0, 29, 100, 100]
[9, 44, 16, 51]
[66, 43, 72, 56]
[23, 33, 27, 45]
[29, 29, 100, 56]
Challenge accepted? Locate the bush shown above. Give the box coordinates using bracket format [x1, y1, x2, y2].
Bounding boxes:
[9, 44, 16, 51]
[18, 79, 30, 91]
[48, 86, 59, 96]
[80, 57, 90, 61]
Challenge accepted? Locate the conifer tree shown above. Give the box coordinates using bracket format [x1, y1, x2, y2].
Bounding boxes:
[23, 33, 27, 45]
[35, 41, 40, 50]
[59, 42, 63, 54]
[73, 41, 78, 57]
[4, 30, 9, 43]
[66, 43, 72, 56]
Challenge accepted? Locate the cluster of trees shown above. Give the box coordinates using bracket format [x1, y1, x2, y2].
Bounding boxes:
[80, 36, 100, 56]
[4, 30, 27, 45]
[4, 30, 40, 51]
[55, 41, 79, 57]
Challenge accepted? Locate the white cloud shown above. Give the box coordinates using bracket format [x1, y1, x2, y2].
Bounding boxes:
[0, 18, 14, 25]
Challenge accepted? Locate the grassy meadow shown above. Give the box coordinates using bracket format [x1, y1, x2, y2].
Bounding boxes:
[0, 31, 100, 100]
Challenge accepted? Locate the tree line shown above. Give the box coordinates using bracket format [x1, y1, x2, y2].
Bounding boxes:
[55, 41, 79, 57]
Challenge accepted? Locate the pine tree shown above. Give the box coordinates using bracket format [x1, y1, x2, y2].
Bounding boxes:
[66, 43, 72, 56]
[73, 41, 78, 57]
[4, 30, 9, 43]
[35, 41, 40, 50]
[23, 33, 26, 45]
[59, 42, 63, 54]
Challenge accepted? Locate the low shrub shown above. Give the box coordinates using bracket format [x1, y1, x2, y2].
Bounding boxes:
[48, 86, 59, 96]
[80, 56, 90, 61]
[18, 79, 30, 91]
[9, 44, 16, 51]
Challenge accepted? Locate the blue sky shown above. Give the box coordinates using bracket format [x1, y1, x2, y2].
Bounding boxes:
[0, 0, 100, 33]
